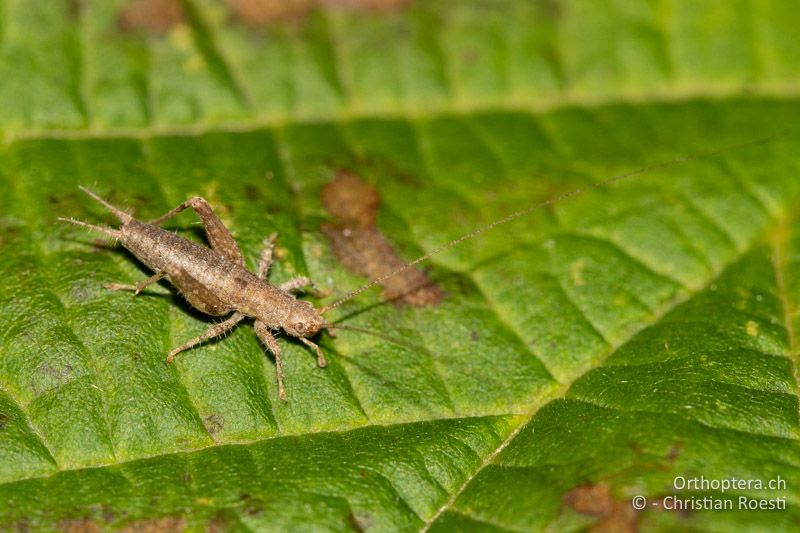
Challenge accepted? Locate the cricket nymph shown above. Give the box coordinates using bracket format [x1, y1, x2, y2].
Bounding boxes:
[60, 137, 777, 402]
[61, 187, 330, 400]
[121, 218, 327, 338]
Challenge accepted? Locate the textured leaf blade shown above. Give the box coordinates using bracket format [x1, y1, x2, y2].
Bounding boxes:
[1, 1, 800, 531]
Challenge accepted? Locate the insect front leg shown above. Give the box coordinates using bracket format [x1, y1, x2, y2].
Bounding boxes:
[254, 321, 286, 401]
[105, 272, 165, 295]
[299, 337, 327, 368]
[148, 197, 246, 266]
[166, 312, 246, 363]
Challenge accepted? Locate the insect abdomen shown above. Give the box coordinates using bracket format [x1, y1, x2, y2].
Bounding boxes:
[119, 220, 292, 322]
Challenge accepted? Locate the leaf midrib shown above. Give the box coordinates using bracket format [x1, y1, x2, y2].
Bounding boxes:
[5, 90, 800, 145]
[769, 213, 800, 420]
[420, 208, 798, 531]
[0, 414, 517, 486]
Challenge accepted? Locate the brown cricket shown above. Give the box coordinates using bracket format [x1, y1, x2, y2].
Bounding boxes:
[59, 134, 783, 400]
[61, 189, 331, 400]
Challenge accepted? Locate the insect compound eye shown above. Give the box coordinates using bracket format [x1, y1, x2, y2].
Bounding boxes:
[293, 322, 306, 333]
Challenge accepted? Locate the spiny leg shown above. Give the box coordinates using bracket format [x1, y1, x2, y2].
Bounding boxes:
[166, 312, 245, 363]
[148, 196, 245, 266]
[105, 272, 165, 295]
[299, 337, 327, 368]
[257, 233, 278, 279]
[254, 321, 286, 401]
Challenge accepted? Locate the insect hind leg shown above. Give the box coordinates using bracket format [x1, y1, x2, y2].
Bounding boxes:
[167, 311, 246, 363]
[105, 272, 165, 295]
[148, 196, 245, 267]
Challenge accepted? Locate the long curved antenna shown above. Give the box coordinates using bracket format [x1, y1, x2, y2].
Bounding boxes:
[323, 324, 423, 352]
[318, 131, 792, 314]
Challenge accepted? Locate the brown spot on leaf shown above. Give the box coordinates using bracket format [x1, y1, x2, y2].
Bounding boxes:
[67, 0, 88, 19]
[228, 0, 315, 25]
[120, 516, 186, 533]
[205, 512, 234, 533]
[244, 184, 262, 200]
[100, 507, 117, 524]
[666, 441, 683, 461]
[533, 0, 563, 20]
[626, 440, 682, 472]
[0, 413, 8, 430]
[563, 484, 614, 517]
[347, 511, 373, 532]
[119, 0, 184, 33]
[461, 47, 480, 67]
[59, 519, 101, 533]
[321, 171, 444, 307]
[591, 504, 639, 533]
[323, 172, 380, 226]
[563, 484, 640, 533]
[11, 518, 30, 532]
[324, 0, 408, 9]
[238, 493, 264, 516]
[203, 414, 224, 435]
[227, 0, 409, 27]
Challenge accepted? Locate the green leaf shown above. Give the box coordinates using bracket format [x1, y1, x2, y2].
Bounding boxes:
[1, 1, 800, 531]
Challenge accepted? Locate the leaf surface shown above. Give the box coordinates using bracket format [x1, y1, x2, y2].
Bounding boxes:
[1, 1, 800, 531]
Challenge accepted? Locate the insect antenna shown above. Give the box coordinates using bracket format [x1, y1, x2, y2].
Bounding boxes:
[318, 131, 791, 314]
[323, 324, 422, 352]
[324, 324, 376, 334]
